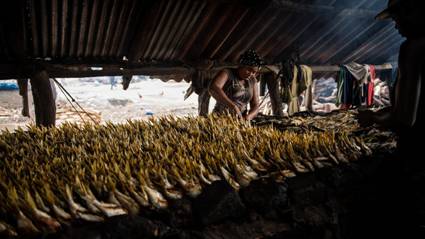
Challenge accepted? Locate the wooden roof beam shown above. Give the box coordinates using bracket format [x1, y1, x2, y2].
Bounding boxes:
[272, 0, 379, 18]
[0, 62, 193, 79]
[310, 63, 393, 73]
[0, 58, 394, 80]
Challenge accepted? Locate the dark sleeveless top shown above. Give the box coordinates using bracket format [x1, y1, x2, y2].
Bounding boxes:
[397, 61, 425, 170]
[212, 68, 255, 115]
[415, 66, 425, 127]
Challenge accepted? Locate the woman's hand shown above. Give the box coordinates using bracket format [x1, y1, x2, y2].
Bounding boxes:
[356, 107, 394, 128]
[356, 110, 376, 127]
[232, 105, 243, 118]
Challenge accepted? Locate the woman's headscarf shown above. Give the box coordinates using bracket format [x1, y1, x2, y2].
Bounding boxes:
[239, 49, 264, 67]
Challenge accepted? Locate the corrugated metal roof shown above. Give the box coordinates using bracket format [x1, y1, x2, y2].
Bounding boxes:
[0, 0, 403, 78]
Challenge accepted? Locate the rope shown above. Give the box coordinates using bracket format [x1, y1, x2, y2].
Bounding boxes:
[54, 79, 87, 124]
[258, 91, 270, 108]
[52, 78, 97, 124]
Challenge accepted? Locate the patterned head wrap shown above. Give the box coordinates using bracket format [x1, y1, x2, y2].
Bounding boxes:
[239, 49, 264, 67]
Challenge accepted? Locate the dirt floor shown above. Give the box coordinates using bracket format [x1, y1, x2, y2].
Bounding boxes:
[0, 78, 204, 131]
[0, 90, 34, 130]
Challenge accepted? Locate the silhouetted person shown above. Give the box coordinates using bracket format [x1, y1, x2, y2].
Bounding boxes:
[357, 0, 425, 237]
[359, 0, 425, 166]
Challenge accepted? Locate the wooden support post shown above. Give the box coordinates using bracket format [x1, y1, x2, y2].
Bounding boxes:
[264, 72, 284, 116]
[259, 75, 267, 96]
[198, 89, 210, 117]
[30, 69, 56, 127]
[17, 79, 30, 117]
[192, 70, 213, 116]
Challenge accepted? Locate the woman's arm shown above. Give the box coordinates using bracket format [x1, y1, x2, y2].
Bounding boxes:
[209, 70, 241, 116]
[245, 80, 260, 121]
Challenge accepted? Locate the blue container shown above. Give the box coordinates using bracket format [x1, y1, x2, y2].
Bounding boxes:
[0, 82, 19, 91]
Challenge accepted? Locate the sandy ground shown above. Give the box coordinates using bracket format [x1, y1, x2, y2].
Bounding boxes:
[0, 90, 34, 130]
[0, 78, 217, 131]
[56, 77, 201, 122]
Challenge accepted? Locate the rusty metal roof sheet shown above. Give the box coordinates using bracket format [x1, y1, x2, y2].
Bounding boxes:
[0, 0, 403, 78]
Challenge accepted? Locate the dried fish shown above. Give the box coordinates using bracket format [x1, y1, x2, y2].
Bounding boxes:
[0, 113, 395, 236]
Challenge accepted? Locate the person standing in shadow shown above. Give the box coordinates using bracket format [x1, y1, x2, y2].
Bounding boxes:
[357, 0, 425, 237]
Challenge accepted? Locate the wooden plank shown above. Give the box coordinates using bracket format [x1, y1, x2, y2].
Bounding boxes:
[310, 64, 393, 72]
[46, 65, 192, 78]
[0, 62, 394, 80]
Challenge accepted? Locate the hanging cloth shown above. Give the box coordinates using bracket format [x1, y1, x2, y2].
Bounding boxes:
[337, 66, 356, 109]
[343, 66, 352, 108]
[288, 65, 299, 115]
[352, 78, 363, 107]
[344, 62, 370, 84]
[344, 62, 369, 107]
[281, 64, 313, 115]
[279, 61, 295, 104]
[367, 65, 376, 107]
[336, 66, 345, 107]
[300, 65, 313, 111]
[362, 65, 371, 105]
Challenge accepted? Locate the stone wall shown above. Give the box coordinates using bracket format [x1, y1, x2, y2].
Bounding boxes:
[34, 153, 425, 239]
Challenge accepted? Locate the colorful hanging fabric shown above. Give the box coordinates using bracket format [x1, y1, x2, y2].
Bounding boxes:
[367, 65, 376, 107]
[337, 66, 359, 109]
